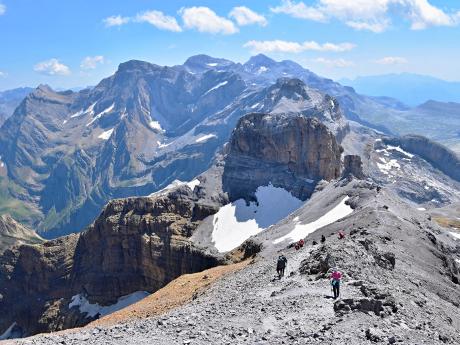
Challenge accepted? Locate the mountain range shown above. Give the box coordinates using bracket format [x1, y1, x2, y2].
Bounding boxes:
[0, 96, 459, 342]
[0, 54, 459, 240]
[0, 53, 459, 343]
[341, 73, 460, 107]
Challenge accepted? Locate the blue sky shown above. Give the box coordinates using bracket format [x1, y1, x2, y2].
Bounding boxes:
[1, 0, 460, 90]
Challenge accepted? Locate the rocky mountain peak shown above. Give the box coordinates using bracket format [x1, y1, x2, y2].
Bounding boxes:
[223, 112, 343, 201]
[244, 54, 276, 69]
[270, 77, 310, 100]
[116, 60, 162, 74]
[183, 54, 235, 73]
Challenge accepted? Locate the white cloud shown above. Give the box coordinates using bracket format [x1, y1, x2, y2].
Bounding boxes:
[346, 20, 389, 33]
[303, 41, 355, 52]
[34, 59, 71, 76]
[103, 15, 130, 27]
[180, 6, 238, 34]
[375, 56, 408, 64]
[244, 40, 304, 53]
[135, 10, 182, 32]
[229, 6, 267, 26]
[271, 0, 326, 21]
[244, 40, 355, 53]
[0, 4, 6, 15]
[314, 57, 354, 68]
[271, 0, 460, 32]
[407, 0, 454, 30]
[80, 56, 105, 70]
[0, 71, 6, 78]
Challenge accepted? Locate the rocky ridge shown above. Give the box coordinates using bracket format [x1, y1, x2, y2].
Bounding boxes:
[7, 179, 460, 345]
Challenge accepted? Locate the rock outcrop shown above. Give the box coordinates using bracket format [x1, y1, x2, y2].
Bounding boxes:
[384, 135, 460, 182]
[223, 113, 343, 201]
[0, 186, 225, 337]
[343, 155, 365, 179]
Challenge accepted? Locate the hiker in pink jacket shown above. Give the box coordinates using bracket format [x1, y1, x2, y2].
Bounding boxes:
[330, 268, 342, 299]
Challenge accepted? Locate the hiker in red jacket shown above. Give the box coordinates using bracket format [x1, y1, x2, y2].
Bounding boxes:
[338, 230, 345, 239]
[330, 268, 342, 299]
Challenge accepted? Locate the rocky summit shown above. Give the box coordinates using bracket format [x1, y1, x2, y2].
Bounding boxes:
[0, 54, 459, 345]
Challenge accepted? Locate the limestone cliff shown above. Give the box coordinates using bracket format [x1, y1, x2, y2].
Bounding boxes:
[384, 135, 460, 182]
[223, 113, 343, 201]
[0, 187, 224, 337]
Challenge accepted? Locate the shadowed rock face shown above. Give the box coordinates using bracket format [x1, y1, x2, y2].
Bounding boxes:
[70, 191, 223, 305]
[343, 155, 365, 179]
[223, 113, 343, 201]
[0, 188, 224, 337]
[384, 135, 460, 182]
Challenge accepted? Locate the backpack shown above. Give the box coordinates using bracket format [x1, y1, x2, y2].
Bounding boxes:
[277, 256, 286, 269]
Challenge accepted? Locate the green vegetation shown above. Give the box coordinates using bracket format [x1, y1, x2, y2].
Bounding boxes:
[0, 176, 40, 224]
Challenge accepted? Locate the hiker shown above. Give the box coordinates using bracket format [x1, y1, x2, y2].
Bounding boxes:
[330, 268, 342, 299]
[295, 239, 305, 250]
[321, 235, 326, 243]
[338, 230, 345, 239]
[312, 240, 318, 245]
[276, 255, 288, 279]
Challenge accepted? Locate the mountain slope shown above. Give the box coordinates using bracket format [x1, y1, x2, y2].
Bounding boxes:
[8, 180, 460, 345]
[0, 61, 348, 237]
[0, 214, 43, 253]
[0, 87, 32, 126]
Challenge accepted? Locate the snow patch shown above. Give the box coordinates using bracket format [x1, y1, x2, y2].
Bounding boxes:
[250, 102, 260, 109]
[257, 66, 268, 74]
[149, 120, 165, 132]
[157, 141, 171, 149]
[417, 207, 426, 211]
[98, 128, 114, 140]
[377, 158, 400, 175]
[207, 63, 218, 67]
[450, 232, 460, 240]
[273, 196, 353, 244]
[87, 103, 115, 127]
[69, 292, 149, 319]
[203, 81, 228, 96]
[196, 134, 217, 143]
[212, 184, 304, 252]
[71, 102, 97, 119]
[149, 179, 200, 197]
[386, 145, 414, 158]
[186, 179, 200, 191]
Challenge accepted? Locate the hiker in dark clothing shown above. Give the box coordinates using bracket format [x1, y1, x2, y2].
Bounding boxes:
[321, 235, 326, 243]
[276, 255, 287, 279]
